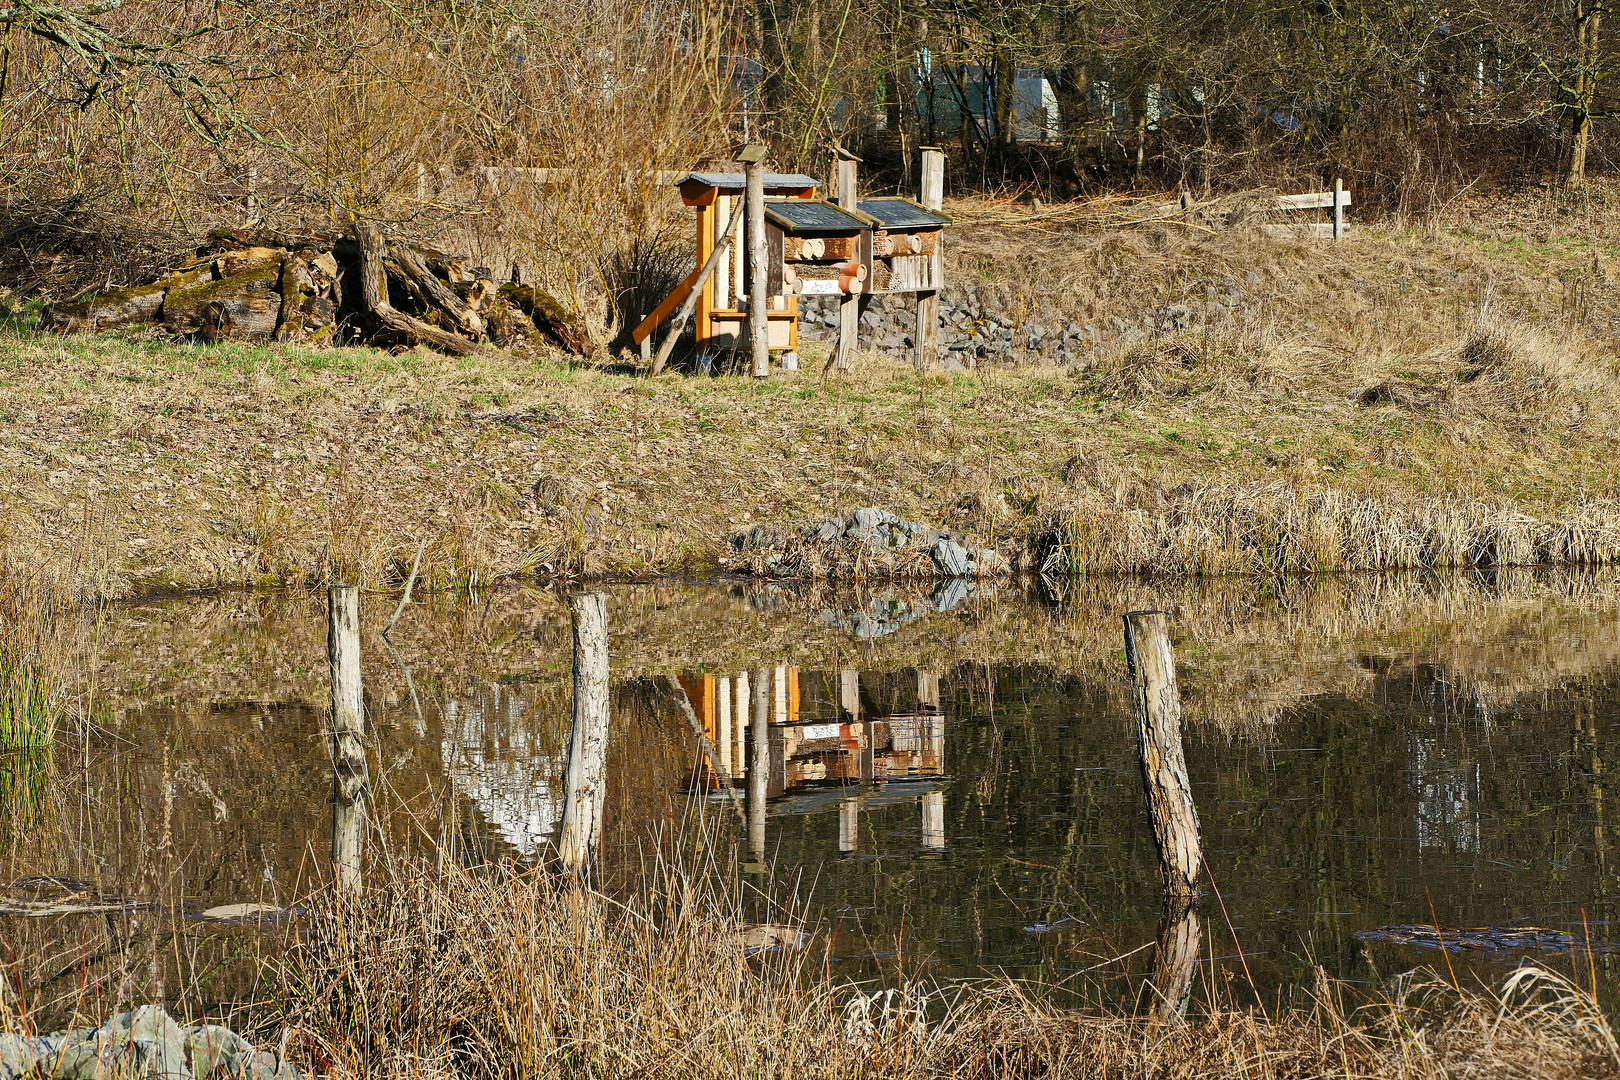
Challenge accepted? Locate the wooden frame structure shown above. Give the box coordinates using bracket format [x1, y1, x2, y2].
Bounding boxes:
[634, 149, 951, 375]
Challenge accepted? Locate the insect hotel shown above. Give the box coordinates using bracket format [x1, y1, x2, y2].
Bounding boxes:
[633, 148, 949, 374]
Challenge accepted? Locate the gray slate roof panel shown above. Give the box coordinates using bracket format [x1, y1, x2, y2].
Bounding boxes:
[763, 200, 873, 234]
[677, 172, 821, 191]
[857, 198, 952, 229]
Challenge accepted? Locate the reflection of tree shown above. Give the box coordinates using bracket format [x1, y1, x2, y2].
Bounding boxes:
[440, 686, 564, 857]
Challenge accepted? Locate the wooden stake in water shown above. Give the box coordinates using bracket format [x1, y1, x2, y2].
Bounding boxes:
[559, 592, 610, 873]
[1152, 904, 1202, 1020]
[1122, 610, 1201, 904]
[749, 666, 770, 860]
[328, 584, 368, 894]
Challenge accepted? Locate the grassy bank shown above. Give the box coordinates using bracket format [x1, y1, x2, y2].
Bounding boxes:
[4, 198, 1620, 598]
[254, 856, 1618, 1080]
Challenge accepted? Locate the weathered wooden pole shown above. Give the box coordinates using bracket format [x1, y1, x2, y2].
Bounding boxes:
[734, 670, 750, 781]
[1122, 610, 1201, 904]
[717, 675, 733, 779]
[838, 798, 860, 853]
[749, 666, 770, 859]
[744, 145, 771, 378]
[921, 790, 945, 849]
[1332, 177, 1345, 240]
[833, 149, 860, 372]
[1151, 903, 1203, 1020]
[914, 148, 945, 370]
[328, 584, 368, 894]
[559, 592, 610, 873]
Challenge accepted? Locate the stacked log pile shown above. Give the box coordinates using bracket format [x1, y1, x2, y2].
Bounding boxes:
[40, 223, 591, 356]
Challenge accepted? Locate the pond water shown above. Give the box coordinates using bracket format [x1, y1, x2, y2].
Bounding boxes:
[5, 570, 1620, 1019]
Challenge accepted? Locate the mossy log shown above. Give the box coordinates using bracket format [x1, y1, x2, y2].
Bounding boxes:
[41, 280, 168, 332]
[499, 283, 593, 354]
[163, 260, 284, 340]
[36, 225, 585, 357]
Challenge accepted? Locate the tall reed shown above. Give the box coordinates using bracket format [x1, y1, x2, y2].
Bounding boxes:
[0, 570, 65, 748]
[262, 851, 1619, 1080]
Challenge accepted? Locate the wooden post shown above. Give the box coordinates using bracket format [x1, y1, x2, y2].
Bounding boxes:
[1332, 177, 1345, 240]
[717, 675, 733, 779]
[1151, 903, 1203, 1020]
[559, 592, 610, 873]
[839, 798, 860, 853]
[1123, 611, 1201, 905]
[921, 790, 945, 849]
[915, 148, 944, 370]
[749, 666, 769, 859]
[746, 157, 770, 378]
[917, 669, 939, 712]
[834, 150, 860, 372]
[328, 585, 367, 894]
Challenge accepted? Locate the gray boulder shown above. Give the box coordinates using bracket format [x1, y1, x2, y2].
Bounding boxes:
[930, 538, 975, 578]
[0, 1008, 297, 1080]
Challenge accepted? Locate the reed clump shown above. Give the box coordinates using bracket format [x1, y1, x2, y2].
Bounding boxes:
[0, 569, 69, 748]
[1041, 481, 1620, 577]
[264, 857, 1618, 1079]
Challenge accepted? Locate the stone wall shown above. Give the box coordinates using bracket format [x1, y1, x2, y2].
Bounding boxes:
[796, 278, 1253, 367]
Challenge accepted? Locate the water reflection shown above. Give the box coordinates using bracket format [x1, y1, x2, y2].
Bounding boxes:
[9, 571, 1620, 1023]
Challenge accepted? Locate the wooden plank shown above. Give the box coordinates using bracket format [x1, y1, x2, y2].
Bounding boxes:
[1259, 222, 1343, 238]
[766, 222, 784, 301]
[1275, 190, 1352, 210]
[715, 195, 733, 309]
[695, 201, 714, 348]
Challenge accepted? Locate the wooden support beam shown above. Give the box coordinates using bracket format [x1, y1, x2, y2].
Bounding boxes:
[832, 155, 860, 372]
[328, 584, 367, 895]
[747, 160, 770, 378]
[915, 148, 945, 370]
[631, 265, 702, 345]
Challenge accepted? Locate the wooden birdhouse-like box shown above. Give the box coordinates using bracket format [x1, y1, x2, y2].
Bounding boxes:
[767, 200, 877, 300]
[673, 171, 818, 352]
[856, 198, 951, 294]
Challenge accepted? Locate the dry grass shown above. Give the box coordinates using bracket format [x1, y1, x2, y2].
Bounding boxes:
[5, 189, 1620, 594]
[258, 855, 1620, 1080]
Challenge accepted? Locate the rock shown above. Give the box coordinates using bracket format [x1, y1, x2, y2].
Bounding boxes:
[930, 538, 975, 577]
[930, 577, 976, 612]
[976, 548, 1010, 575]
[0, 1005, 300, 1080]
[805, 519, 842, 542]
[847, 507, 899, 534]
